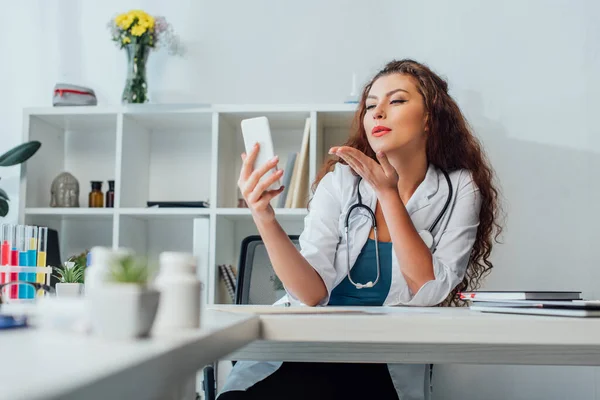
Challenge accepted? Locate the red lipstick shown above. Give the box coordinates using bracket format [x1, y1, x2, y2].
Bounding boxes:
[372, 125, 391, 137]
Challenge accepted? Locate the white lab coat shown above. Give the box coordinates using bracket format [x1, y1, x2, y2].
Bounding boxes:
[219, 163, 482, 400]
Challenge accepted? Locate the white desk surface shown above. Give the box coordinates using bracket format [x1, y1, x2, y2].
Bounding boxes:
[0, 310, 260, 400]
[212, 305, 600, 365]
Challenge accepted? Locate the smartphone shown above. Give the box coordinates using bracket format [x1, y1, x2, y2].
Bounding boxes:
[241, 116, 281, 191]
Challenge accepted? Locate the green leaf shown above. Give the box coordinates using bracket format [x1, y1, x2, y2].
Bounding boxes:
[0, 198, 8, 217]
[0, 187, 8, 201]
[0, 141, 41, 167]
[53, 263, 85, 283]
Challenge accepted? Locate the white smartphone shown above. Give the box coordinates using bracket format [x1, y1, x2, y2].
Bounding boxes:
[240, 116, 281, 191]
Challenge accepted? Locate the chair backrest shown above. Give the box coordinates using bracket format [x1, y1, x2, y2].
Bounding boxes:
[235, 235, 300, 305]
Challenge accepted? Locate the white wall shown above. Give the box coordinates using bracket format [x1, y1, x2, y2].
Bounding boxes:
[2, 0, 599, 398]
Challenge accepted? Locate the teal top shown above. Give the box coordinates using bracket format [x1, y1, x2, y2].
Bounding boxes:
[328, 238, 393, 306]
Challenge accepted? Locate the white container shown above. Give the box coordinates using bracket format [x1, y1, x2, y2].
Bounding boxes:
[153, 251, 201, 331]
[89, 283, 160, 340]
[56, 282, 84, 298]
[84, 246, 114, 296]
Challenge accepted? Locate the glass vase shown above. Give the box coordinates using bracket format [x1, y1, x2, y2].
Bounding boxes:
[122, 43, 150, 104]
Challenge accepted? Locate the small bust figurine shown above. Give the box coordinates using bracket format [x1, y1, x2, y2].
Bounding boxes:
[50, 172, 80, 207]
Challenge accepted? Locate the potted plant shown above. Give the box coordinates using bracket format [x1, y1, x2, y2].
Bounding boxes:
[271, 273, 286, 300]
[0, 141, 41, 217]
[53, 256, 85, 297]
[89, 254, 160, 340]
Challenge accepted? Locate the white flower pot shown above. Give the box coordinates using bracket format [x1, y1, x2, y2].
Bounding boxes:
[89, 283, 160, 340]
[55, 283, 84, 298]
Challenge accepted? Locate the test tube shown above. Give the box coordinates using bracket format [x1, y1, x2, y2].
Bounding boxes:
[0, 224, 6, 284]
[25, 226, 37, 298]
[36, 227, 48, 294]
[4, 225, 18, 299]
[16, 225, 27, 299]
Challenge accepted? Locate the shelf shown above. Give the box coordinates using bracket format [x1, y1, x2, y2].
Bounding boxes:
[219, 111, 310, 131]
[27, 112, 118, 133]
[24, 208, 114, 218]
[120, 113, 212, 208]
[317, 109, 356, 130]
[123, 109, 212, 132]
[215, 208, 308, 222]
[118, 208, 210, 219]
[21, 104, 361, 305]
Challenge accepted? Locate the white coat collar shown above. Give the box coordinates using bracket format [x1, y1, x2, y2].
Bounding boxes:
[357, 163, 440, 215]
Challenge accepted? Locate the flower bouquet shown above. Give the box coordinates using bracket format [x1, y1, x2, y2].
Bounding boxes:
[108, 10, 182, 103]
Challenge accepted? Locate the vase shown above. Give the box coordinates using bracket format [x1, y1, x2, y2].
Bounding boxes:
[122, 43, 150, 104]
[55, 283, 84, 298]
[89, 283, 160, 340]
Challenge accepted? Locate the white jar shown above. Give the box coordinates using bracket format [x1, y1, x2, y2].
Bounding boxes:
[153, 251, 201, 330]
[84, 246, 114, 296]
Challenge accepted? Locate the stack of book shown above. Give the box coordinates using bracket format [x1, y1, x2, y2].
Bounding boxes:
[277, 117, 311, 209]
[460, 291, 600, 318]
[218, 264, 237, 303]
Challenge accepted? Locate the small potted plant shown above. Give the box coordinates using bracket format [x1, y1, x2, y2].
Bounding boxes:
[271, 273, 286, 300]
[89, 254, 160, 340]
[53, 261, 85, 297]
[53, 251, 87, 297]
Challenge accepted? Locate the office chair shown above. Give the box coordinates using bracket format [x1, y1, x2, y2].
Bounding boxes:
[203, 235, 300, 400]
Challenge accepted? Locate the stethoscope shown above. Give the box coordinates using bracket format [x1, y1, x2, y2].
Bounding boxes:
[344, 169, 453, 289]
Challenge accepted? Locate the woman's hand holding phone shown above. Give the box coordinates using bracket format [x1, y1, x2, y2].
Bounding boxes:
[238, 143, 284, 223]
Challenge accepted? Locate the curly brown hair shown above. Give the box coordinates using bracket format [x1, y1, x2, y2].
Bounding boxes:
[312, 59, 503, 307]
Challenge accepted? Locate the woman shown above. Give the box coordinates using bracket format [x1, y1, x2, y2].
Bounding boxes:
[219, 59, 502, 400]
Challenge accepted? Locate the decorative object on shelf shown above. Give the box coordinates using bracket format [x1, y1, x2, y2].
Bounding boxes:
[105, 180, 115, 208]
[108, 9, 184, 104]
[153, 252, 201, 331]
[52, 83, 97, 107]
[89, 252, 160, 340]
[344, 72, 360, 104]
[53, 259, 85, 298]
[0, 141, 41, 217]
[88, 181, 104, 208]
[50, 172, 80, 208]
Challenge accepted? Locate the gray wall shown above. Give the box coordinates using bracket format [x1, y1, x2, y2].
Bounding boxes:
[2, 0, 599, 398]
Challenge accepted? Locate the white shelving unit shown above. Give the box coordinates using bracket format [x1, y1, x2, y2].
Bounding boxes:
[18, 104, 356, 304]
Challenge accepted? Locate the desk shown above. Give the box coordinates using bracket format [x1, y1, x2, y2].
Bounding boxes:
[5, 305, 600, 400]
[0, 310, 260, 400]
[215, 305, 600, 366]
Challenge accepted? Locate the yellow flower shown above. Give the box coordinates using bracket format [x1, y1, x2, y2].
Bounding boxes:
[114, 9, 154, 32]
[122, 36, 131, 44]
[131, 25, 147, 37]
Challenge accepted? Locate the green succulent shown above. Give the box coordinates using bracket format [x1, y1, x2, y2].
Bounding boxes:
[0, 141, 41, 217]
[53, 262, 85, 284]
[108, 254, 151, 284]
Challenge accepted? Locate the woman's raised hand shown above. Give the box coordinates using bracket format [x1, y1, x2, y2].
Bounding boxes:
[238, 143, 285, 223]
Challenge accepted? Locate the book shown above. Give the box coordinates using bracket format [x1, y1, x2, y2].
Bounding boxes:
[277, 152, 298, 208]
[285, 147, 301, 208]
[147, 201, 209, 208]
[468, 299, 600, 309]
[290, 117, 311, 208]
[218, 264, 236, 302]
[459, 291, 582, 301]
[470, 304, 600, 318]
